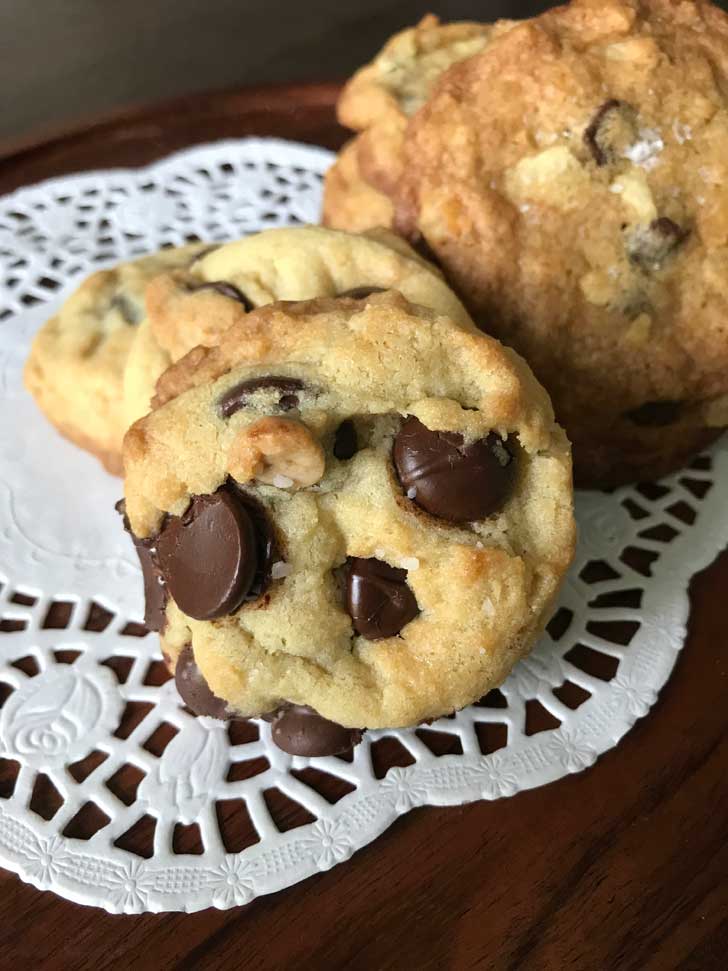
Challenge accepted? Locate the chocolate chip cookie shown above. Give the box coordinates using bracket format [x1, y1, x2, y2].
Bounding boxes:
[121, 292, 574, 754]
[324, 0, 728, 485]
[123, 225, 474, 426]
[24, 244, 206, 474]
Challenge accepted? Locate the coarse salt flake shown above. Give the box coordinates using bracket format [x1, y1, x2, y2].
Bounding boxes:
[271, 561, 292, 580]
[623, 129, 664, 168]
[272, 474, 294, 489]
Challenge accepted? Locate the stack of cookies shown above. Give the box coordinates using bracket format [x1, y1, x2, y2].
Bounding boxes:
[324, 0, 728, 486]
[26, 0, 727, 756]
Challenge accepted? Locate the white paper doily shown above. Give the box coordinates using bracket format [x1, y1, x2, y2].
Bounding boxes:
[0, 138, 726, 914]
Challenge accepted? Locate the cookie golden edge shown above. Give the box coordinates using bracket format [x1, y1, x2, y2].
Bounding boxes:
[24, 244, 208, 475]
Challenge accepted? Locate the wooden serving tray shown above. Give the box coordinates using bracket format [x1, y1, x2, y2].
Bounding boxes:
[0, 83, 725, 969]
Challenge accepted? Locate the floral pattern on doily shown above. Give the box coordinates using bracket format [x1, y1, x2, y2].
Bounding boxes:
[0, 139, 725, 914]
[209, 858, 257, 908]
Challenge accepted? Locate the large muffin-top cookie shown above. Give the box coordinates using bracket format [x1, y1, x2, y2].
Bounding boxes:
[324, 0, 728, 485]
[121, 292, 574, 753]
[124, 226, 474, 427]
[24, 244, 205, 474]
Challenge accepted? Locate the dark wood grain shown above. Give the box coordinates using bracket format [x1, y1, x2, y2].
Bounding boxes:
[0, 81, 346, 195]
[0, 87, 726, 970]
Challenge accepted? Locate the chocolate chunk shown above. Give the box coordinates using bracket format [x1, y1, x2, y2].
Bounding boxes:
[175, 645, 229, 719]
[116, 499, 168, 631]
[346, 557, 419, 639]
[189, 280, 254, 311]
[628, 218, 689, 269]
[333, 419, 358, 460]
[625, 400, 683, 427]
[393, 416, 516, 523]
[110, 293, 143, 325]
[584, 99, 637, 166]
[268, 704, 363, 757]
[218, 376, 305, 418]
[157, 487, 259, 620]
[338, 286, 387, 299]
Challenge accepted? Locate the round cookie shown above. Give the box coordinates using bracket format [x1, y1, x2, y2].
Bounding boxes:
[122, 291, 575, 752]
[122, 225, 475, 425]
[325, 0, 728, 486]
[24, 243, 207, 474]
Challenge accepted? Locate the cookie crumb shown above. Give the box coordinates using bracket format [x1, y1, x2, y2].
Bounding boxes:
[672, 121, 692, 144]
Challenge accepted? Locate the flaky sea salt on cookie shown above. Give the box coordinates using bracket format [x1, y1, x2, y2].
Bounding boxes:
[121, 292, 575, 756]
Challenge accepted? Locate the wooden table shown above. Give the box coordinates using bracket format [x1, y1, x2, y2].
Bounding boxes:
[1, 85, 726, 971]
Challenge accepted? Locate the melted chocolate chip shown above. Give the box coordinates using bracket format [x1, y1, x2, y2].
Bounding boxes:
[227, 483, 277, 602]
[157, 487, 259, 620]
[188, 280, 254, 311]
[175, 645, 229, 719]
[134, 539, 168, 632]
[346, 557, 419, 639]
[267, 704, 364, 757]
[393, 416, 516, 523]
[584, 99, 637, 166]
[333, 419, 358, 460]
[116, 499, 167, 631]
[338, 286, 387, 299]
[628, 218, 689, 269]
[218, 376, 305, 419]
[625, 400, 683, 427]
